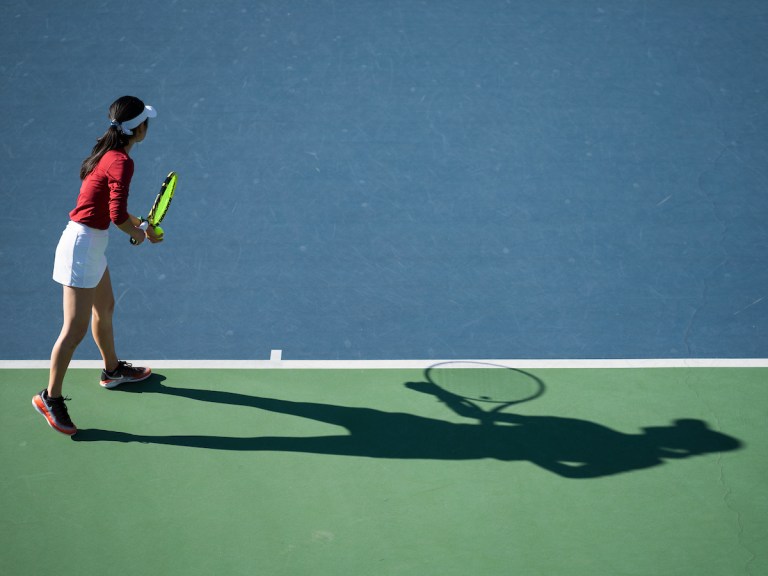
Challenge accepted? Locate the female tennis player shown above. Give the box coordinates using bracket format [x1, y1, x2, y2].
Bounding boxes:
[33, 96, 163, 436]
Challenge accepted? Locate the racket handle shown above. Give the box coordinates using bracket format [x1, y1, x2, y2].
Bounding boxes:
[130, 236, 139, 245]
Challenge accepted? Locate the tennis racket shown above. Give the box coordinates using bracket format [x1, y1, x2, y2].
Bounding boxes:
[130, 171, 177, 244]
[424, 361, 545, 408]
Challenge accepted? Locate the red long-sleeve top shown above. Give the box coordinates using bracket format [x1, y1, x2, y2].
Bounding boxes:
[70, 149, 133, 229]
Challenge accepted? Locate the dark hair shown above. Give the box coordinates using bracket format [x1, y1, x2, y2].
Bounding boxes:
[79, 96, 147, 180]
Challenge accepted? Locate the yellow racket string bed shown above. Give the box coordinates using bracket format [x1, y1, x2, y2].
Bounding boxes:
[147, 172, 177, 226]
[131, 171, 176, 244]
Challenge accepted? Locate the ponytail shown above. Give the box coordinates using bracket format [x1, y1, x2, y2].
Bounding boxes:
[79, 96, 147, 180]
[79, 126, 131, 180]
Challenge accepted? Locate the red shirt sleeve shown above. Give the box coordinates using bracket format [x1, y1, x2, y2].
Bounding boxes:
[104, 153, 134, 226]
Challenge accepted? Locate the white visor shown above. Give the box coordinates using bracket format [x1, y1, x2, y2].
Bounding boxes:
[119, 105, 157, 135]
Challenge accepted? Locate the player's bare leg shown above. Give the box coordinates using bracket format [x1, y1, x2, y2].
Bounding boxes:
[91, 267, 119, 373]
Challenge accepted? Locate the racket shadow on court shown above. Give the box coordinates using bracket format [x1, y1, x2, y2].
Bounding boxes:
[72, 366, 743, 479]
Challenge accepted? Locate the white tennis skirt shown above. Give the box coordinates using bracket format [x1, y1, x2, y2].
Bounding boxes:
[52, 221, 109, 288]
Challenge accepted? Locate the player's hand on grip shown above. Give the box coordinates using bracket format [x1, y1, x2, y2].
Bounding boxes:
[130, 228, 146, 245]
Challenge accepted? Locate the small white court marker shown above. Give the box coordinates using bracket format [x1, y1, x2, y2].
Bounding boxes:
[270, 349, 283, 361]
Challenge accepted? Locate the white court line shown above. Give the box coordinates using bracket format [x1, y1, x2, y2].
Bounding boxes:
[1, 359, 768, 369]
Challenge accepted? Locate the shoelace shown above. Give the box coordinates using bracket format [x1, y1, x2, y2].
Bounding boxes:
[108, 361, 132, 377]
[47, 395, 74, 426]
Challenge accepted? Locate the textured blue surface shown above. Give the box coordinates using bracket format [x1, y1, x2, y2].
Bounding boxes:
[1, 1, 767, 359]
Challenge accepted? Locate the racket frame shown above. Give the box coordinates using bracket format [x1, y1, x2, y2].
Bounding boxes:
[147, 171, 177, 226]
[130, 171, 177, 244]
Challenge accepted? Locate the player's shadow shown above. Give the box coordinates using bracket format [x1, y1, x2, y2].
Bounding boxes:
[72, 373, 743, 479]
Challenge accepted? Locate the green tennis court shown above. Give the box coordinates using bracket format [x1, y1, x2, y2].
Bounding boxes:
[2, 365, 765, 575]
